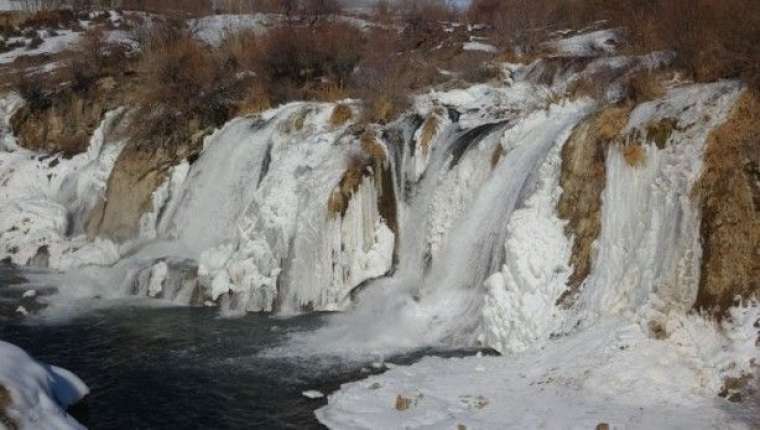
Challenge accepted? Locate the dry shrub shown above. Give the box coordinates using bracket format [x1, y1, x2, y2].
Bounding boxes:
[218, 29, 259, 71]
[12, 72, 52, 111]
[626, 71, 665, 104]
[22, 9, 75, 29]
[253, 22, 363, 103]
[307, 83, 348, 102]
[330, 103, 352, 127]
[469, 0, 760, 92]
[132, 23, 232, 145]
[237, 82, 272, 115]
[120, 0, 213, 17]
[468, 0, 555, 53]
[65, 27, 131, 94]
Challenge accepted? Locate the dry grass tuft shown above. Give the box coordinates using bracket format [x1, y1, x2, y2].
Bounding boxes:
[418, 111, 441, 156]
[596, 105, 632, 141]
[366, 95, 398, 124]
[360, 131, 386, 163]
[330, 103, 353, 127]
[626, 71, 666, 105]
[645, 118, 678, 149]
[622, 143, 646, 167]
[327, 153, 370, 218]
[237, 83, 272, 115]
[308, 83, 349, 103]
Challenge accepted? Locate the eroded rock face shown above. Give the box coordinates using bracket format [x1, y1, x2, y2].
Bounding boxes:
[86, 143, 197, 243]
[556, 105, 631, 306]
[10, 83, 120, 157]
[693, 92, 760, 314]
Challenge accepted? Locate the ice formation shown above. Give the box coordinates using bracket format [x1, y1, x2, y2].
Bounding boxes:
[1, 26, 758, 429]
[0, 340, 89, 429]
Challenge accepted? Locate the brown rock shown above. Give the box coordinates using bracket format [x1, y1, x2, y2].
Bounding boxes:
[10, 86, 123, 157]
[556, 105, 631, 307]
[86, 144, 194, 243]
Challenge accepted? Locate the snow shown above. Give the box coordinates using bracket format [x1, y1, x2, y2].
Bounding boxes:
[315, 77, 753, 430]
[0, 340, 88, 429]
[0, 105, 126, 268]
[462, 41, 498, 53]
[480, 121, 573, 353]
[0, 30, 81, 65]
[318, 306, 759, 430]
[547, 29, 620, 57]
[0, 0, 23, 11]
[303, 390, 325, 399]
[189, 14, 280, 46]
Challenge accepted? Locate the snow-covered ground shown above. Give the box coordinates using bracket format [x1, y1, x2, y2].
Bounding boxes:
[189, 13, 280, 46]
[0, 340, 88, 429]
[0, 30, 81, 65]
[0, 0, 23, 11]
[318, 306, 760, 429]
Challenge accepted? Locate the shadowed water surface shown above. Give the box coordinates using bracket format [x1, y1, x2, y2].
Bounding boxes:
[0, 266, 479, 429]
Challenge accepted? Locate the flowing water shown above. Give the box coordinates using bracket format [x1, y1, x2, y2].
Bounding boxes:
[0, 265, 481, 429]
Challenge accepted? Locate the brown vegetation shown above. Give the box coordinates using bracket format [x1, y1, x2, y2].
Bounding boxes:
[418, 111, 441, 156]
[622, 143, 646, 167]
[329, 103, 352, 127]
[556, 106, 631, 307]
[692, 91, 760, 315]
[468, 0, 760, 92]
[327, 152, 370, 218]
[625, 71, 666, 105]
[0, 384, 16, 430]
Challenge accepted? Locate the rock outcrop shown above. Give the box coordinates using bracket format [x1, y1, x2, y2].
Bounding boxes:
[86, 142, 199, 242]
[10, 81, 123, 157]
[556, 105, 631, 306]
[693, 91, 760, 314]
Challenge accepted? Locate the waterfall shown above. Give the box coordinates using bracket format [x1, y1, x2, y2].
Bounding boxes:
[0, 55, 747, 362]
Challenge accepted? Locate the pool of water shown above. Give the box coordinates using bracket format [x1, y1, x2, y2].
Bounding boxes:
[0, 265, 478, 429]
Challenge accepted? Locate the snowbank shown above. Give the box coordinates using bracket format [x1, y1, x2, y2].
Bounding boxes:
[318, 306, 760, 430]
[0, 340, 88, 429]
[0, 30, 81, 65]
[189, 14, 280, 46]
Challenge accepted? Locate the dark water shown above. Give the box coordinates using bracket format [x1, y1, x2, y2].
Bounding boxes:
[0, 265, 478, 429]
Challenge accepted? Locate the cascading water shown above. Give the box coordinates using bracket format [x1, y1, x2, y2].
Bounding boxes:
[284, 100, 594, 356]
[0, 46, 750, 368]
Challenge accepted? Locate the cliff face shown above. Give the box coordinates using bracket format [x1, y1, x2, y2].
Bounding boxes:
[694, 92, 760, 315]
[85, 142, 200, 243]
[556, 105, 631, 307]
[9, 80, 124, 158]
